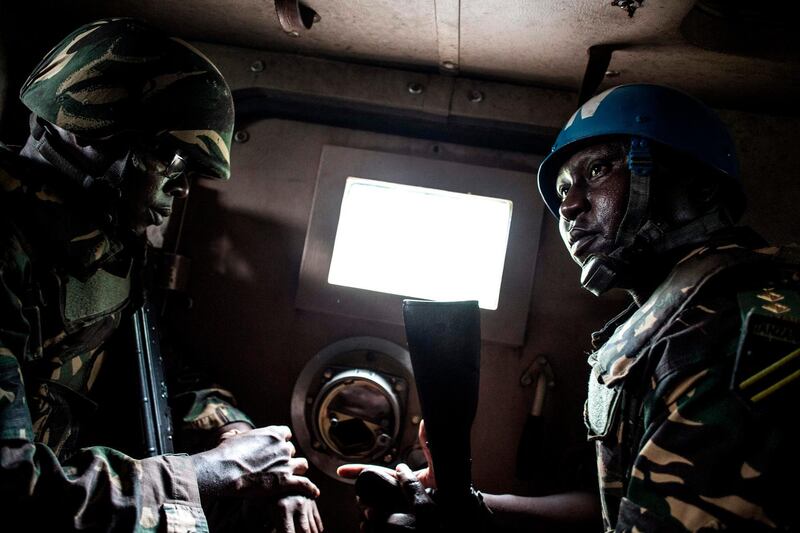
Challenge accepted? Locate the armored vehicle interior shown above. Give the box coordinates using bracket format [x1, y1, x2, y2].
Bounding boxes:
[1, 2, 798, 531]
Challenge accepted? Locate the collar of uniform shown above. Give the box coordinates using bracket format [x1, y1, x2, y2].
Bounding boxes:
[591, 242, 761, 387]
[590, 303, 638, 350]
[1, 148, 128, 280]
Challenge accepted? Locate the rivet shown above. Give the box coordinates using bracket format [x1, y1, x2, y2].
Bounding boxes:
[468, 90, 484, 103]
[250, 60, 265, 73]
[408, 82, 425, 95]
[233, 130, 250, 143]
[394, 381, 406, 392]
[441, 61, 457, 70]
[411, 415, 421, 425]
[605, 70, 620, 78]
[323, 369, 333, 380]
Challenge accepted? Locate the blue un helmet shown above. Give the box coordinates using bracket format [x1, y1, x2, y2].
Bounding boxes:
[537, 84, 744, 295]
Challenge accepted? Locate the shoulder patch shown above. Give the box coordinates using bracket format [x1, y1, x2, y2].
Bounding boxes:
[733, 288, 800, 410]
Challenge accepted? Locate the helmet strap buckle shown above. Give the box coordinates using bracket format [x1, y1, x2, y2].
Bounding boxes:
[580, 253, 627, 296]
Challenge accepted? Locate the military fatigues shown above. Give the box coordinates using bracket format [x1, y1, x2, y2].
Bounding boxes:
[586, 237, 800, 531]
[0, 146, 252, 532]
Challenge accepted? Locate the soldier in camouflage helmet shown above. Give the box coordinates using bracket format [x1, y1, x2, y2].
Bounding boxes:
[340, 84, 799, 532]
[0, 18, 322, 532]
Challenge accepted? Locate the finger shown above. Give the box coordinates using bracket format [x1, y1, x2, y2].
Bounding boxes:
[413, 467, 435, 490]
[289, 457, 309, 475]
[311, 500, 323, 532]
[336, 464, 366, 478]
[297, 503, 312, 533]
[417, 421, 436, 488]
[395, 463, 418, 485]
[261, 424, 292, 441]
[395, 464, 431, 509]
[337, 464, 396, 479]
[279, 507, 296, 533]
[418, 422, 431, 465]
[280, 474, 320, 499]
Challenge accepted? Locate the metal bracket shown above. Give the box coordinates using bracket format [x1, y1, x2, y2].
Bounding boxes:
[519, 356, 555, 416]
[275, 0, 319, 37]
[578, 44, 627, 107]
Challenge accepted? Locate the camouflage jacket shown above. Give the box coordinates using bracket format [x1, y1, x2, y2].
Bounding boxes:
[586, 239, 799, 532]
[0, 145, 252, 532]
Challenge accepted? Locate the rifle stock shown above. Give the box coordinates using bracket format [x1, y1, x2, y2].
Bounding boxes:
[402, 300, 481, 504]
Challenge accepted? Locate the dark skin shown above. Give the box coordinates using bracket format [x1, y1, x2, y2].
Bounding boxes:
[556, 141, 716, 304]
[119, 150, 191, 236]
[556, 143, 629, 267]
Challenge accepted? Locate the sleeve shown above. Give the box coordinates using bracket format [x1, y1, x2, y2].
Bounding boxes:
[0, 247, 209, 532]
[171, 386, 255, 454]
[618, 362, 792, 532]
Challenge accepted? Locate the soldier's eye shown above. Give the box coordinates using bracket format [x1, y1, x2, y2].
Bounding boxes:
[589, 161, 609, 179]
[557, 184, 570, 199]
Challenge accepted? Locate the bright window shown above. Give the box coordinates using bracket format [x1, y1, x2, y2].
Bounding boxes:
[327, 177, 513, 310]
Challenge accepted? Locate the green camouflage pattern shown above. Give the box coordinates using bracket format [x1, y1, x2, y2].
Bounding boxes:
[586, 241, 799, 531]
[20, 18, 234, 180]
[0, 146, 249, 531]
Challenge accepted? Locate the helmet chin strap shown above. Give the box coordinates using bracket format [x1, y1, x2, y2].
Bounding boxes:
[580, 136, 654, 296]
[579, 136, 732, 297]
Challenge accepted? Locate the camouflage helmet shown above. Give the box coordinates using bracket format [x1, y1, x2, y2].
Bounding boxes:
[20, 18, 234, 180]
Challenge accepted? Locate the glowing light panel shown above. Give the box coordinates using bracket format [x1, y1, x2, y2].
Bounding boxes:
[328, 177, 513, 310]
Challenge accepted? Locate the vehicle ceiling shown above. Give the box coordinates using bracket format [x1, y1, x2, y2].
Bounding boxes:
[2, 0, 799, 114]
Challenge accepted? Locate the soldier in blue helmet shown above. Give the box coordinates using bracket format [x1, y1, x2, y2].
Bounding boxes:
[340, 84, 799, 532]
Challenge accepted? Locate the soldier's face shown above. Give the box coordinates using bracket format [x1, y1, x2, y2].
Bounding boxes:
[555, 143, 630, 265]
[120, 150, 190, 236]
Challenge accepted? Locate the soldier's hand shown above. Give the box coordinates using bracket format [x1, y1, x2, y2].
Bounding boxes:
[191, 425, 320, 501]
[270, 495, 324, 533]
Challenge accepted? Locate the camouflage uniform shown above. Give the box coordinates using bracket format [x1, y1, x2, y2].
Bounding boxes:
[0, 146, 250, 529]
[586, 234, 800, 531]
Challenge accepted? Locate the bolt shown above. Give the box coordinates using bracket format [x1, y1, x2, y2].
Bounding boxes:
[250, 60, 265, 73]
[394, 381, 406, 392]
[288, 31, 300, 38]
[411, 415, 421, 425]
[233, 130, 249, 143]
[605, 70, 620, 78]
[468, 90, 484, 103]
[408, 82, 424, 95]
[441, 61, 457, 71]
[323, 369, 333, 380]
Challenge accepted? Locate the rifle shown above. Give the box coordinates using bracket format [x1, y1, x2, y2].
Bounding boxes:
[402, 300, 481, 506]
[131, 189, 193, 457]
[132, 300, 174, 456]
